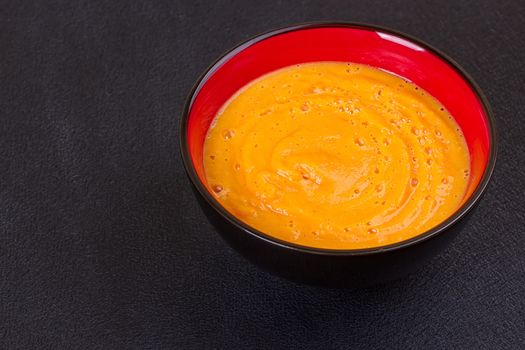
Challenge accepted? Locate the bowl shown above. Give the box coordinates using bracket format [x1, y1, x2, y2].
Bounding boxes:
[180, 22, 496, 287]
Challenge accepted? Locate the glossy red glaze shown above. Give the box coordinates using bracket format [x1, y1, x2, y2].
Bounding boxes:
[186, 25, 491, 202]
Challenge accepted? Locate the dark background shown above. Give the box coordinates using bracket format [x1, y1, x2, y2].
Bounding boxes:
[1, 0, 524, 349]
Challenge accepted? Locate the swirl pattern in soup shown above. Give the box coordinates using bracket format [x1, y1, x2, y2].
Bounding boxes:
[203, 62, 470, 249]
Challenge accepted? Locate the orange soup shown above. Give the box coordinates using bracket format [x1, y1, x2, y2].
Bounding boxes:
[203, 62, 470, 249]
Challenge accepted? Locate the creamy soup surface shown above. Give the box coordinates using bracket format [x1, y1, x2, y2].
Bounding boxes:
[203, 62, 470, 249]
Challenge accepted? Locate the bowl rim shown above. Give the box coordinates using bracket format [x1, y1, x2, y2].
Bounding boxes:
[179, 21, 497, 256]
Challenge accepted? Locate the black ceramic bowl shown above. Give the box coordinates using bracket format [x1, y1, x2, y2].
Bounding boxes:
[180, 23, 496, 287]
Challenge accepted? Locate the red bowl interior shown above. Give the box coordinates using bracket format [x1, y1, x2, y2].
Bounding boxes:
[185, 24, 492, 212]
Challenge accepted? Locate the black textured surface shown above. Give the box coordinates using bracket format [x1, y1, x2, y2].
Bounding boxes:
[1, 1, 524, 349]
